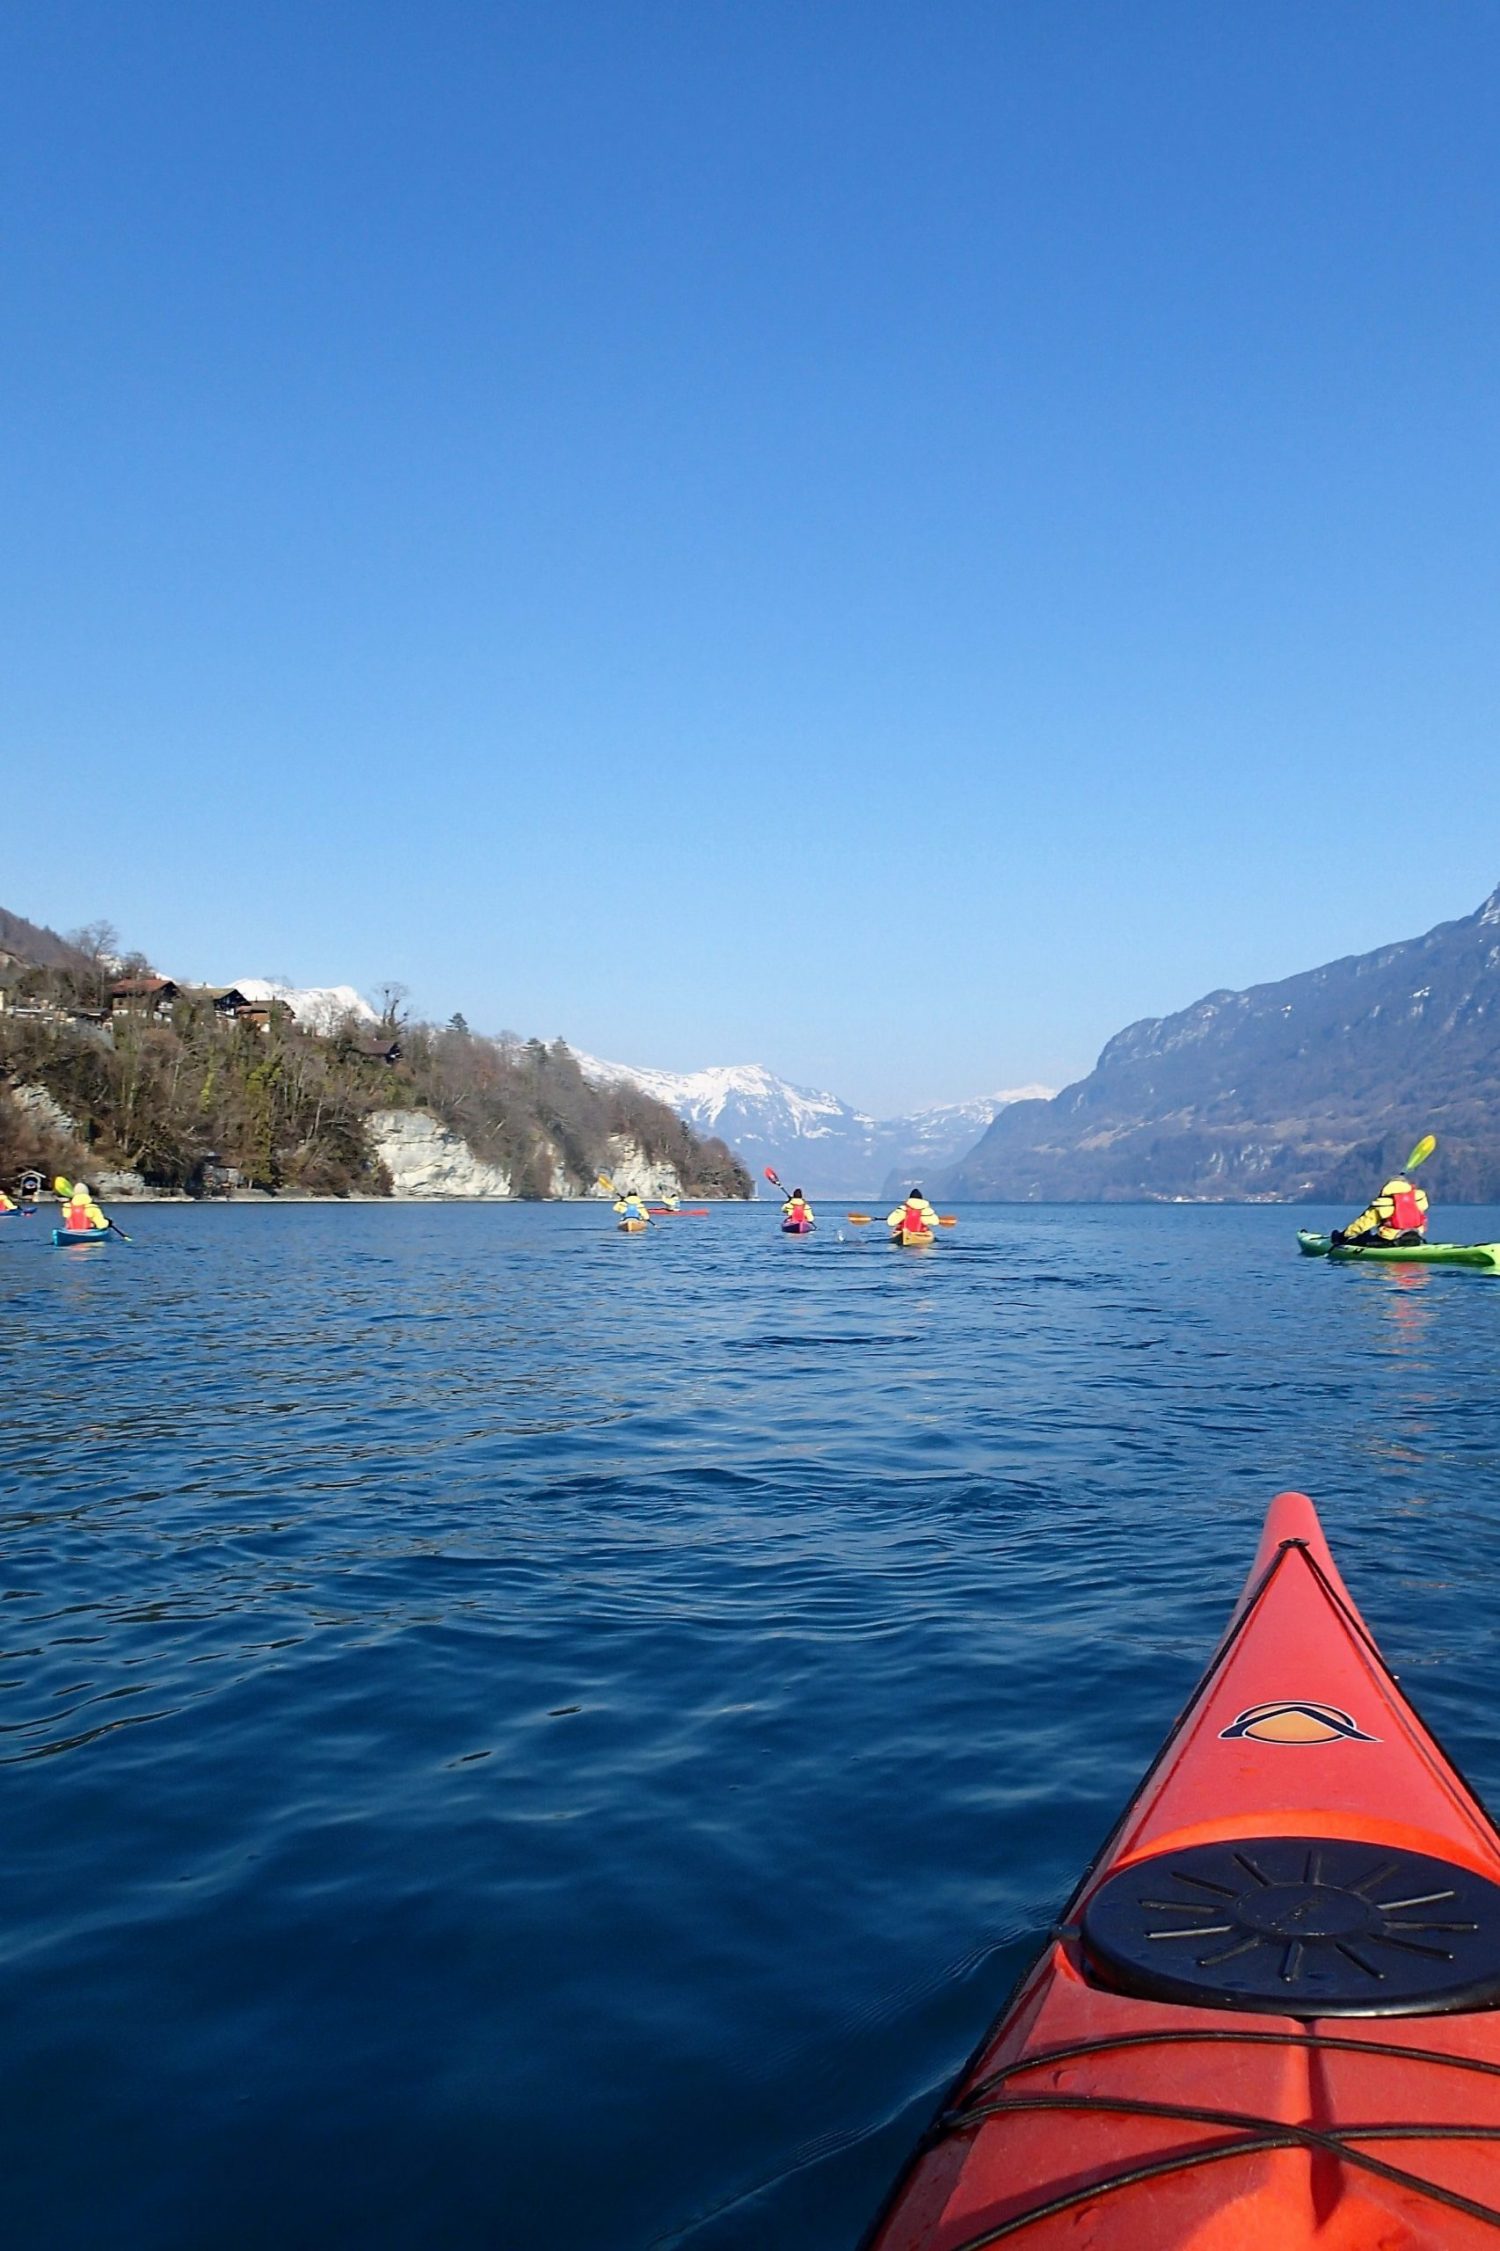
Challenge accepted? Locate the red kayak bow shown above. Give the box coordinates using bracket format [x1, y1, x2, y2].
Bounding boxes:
[863, 1492, 1500, 2248]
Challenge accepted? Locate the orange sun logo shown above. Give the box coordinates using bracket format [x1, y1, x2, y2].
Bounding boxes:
[1220, 1700, 1377, 1746]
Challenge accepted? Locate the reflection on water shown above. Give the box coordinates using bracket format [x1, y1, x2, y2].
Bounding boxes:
[1, 1200, 1499, 2249]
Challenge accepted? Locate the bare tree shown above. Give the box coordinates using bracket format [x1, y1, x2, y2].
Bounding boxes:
[67, 919, 119, 962]
[64, 919, 122, 1008]
[375, 980, 410, 1031]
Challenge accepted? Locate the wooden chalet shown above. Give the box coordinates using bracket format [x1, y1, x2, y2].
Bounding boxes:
[207, 988, 286, 1030]
[110, 977, 181, 1020]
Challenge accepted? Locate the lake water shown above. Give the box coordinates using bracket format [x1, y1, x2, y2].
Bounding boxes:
[4, 1199, 1500, 2248]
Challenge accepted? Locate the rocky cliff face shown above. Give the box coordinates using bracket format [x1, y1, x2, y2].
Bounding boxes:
[368, 1113, 686, 1202]
[595, 1135, 686, 1201]
[369, 1111, 515, 1197]
[941, 884, 1500, 1203]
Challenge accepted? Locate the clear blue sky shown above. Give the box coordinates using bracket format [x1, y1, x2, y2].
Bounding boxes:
[3, 2, 1497, 1114]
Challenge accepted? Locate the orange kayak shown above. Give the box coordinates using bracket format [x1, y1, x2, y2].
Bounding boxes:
[863, 1492, 1500, 2248]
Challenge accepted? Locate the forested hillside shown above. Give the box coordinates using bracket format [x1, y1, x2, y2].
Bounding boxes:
[0, 923, 749, 1198]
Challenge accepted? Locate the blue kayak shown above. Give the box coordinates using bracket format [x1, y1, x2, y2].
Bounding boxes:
[52, 1227, 109, 1247]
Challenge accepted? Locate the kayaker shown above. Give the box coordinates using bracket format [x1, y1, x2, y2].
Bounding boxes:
[0, 1187, 15, 1212]
[781, 1188, 815, 1227]
[612, 1190, 650, 1225]
[1331, 1170, 1429, 1248]
[886, 1187, 940, 1237]
[61, 1182, 107, 1234]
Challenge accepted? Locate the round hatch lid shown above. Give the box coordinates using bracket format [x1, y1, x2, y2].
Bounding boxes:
[1082, 1835, 1500, 2018]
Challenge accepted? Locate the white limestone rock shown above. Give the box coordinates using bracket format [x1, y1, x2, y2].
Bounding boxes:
[591, 1135, 685, 1201]
[13, 1083, 78, 1138]
[369, 1110, 513, 1198]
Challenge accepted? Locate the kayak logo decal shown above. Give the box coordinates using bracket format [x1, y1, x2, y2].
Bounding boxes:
[1220, 1700, 1378, 1747]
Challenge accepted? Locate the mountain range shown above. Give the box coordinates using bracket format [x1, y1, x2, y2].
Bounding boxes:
[940, 882, 1500, 1203]
[574, 1054, 1052, 1196]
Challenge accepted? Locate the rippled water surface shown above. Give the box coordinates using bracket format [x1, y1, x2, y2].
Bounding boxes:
[4, 1200, 1500, 2247]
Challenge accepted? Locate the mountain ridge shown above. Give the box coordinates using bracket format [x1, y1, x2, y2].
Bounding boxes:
[574, 1052, 1052, 1194]
[939, 883, 1500, 1203]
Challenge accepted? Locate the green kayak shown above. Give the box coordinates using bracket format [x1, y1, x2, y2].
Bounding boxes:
[1298, 1230, 1500, 1269]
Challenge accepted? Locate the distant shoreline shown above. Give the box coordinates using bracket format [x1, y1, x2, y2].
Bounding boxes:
[73, 1191, 755, 1206]
[66, 1192, 1500, 1208]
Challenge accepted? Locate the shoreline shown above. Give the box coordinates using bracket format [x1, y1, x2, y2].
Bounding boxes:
[67, 1190, 755, 1206]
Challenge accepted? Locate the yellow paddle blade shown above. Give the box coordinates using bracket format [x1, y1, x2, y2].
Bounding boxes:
[53, 1176, 72, 1196]
[846, 1213, 872, 1224]
[596, 1174, 618, 1196]
[1405, 1134, 1437, 1172]
[938, 1215, 957, 1227]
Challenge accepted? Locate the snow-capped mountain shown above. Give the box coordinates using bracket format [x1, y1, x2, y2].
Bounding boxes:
[574, 1053, 1052, 1195]
[230, 979, 379, 1033]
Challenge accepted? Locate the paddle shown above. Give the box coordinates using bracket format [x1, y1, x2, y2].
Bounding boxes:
[52, 1175, 131, 1243]
[847, 1207, 957, 1228]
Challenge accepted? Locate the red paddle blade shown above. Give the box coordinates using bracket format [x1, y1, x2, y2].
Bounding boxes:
[762, 1167, 778, 1181]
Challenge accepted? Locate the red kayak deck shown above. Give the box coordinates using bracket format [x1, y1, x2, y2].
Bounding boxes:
[864, 1493, 1500, 2247]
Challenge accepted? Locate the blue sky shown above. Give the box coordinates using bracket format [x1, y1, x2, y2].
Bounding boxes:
[3, 2, 1497, 1113]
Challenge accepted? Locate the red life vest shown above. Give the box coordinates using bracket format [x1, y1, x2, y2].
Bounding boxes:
[1389, 1183, 1425, 1233]
[904, 1203, 925, 1231]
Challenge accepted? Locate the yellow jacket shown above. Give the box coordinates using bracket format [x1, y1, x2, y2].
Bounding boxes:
[1343, 1178, 1429, 1243]
[781, 1196, 814, 1222]
[613, 1195, 649, 1220]
[888, 1196, 939, 1231]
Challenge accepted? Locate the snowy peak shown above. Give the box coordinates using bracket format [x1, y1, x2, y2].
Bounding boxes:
[230, 980, 379, 1033]
[573, 1051, 1051, 1194]
[575, 1054, 870, 1139]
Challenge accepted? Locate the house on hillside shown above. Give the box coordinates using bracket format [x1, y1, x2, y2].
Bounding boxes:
[110, 977, 181, 1021]
[207, 988, 287, 1031]
[0, 970, 64, 1022]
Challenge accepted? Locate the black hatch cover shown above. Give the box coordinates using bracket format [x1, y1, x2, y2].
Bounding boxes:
[1082, 1836, 1500, 2019]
